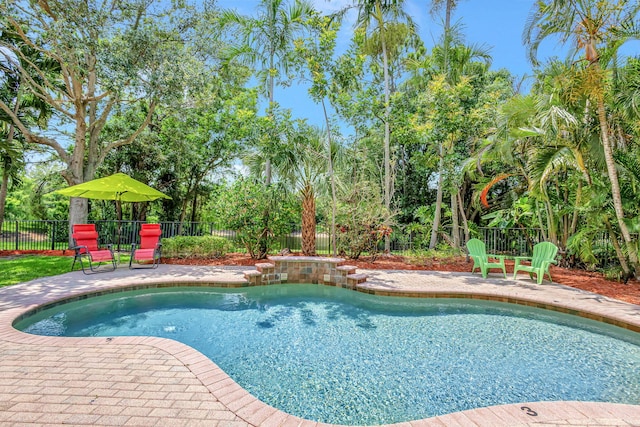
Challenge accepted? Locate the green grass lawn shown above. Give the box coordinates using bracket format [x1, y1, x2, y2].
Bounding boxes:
[0, 256, 73, 287]
[0, 253, 134, 287]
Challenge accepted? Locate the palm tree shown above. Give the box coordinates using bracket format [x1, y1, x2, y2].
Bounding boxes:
[428, 0, 463, 78]
[352, 0, 415, 252]
[223, 0, 314, 185]
[524, 0, 640, 277]
[493, 61, 593, 249]
[245, 121, 336, 256]
[295, 14, 343, 255]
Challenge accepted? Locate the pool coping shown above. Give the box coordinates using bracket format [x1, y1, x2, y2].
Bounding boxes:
[0, 264, 639, 426]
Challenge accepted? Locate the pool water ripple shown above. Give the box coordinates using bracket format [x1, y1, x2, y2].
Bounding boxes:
[15, 284, 640, 425]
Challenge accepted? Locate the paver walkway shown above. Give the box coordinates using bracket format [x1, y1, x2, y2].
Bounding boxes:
[0, 264, 639, 426]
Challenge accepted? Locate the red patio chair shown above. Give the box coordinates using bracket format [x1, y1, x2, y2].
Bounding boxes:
[71, 224, 116, 274]
[129, 223, 162, 269]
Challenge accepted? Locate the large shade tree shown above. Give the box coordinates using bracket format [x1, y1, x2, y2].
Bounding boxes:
[0, 0, 198, 235]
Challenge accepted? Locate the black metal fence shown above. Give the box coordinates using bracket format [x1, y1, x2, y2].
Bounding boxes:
[0, 220, 69, 251]
[0, 220, 237, 252]
[465, 227, 546, 255]
[0, 219, 554, 256]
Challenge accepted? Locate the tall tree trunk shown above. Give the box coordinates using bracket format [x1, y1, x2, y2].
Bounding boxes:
[604, 217, 630, 277]
[380, 7, 392, 253]
[301, 184, 316, 256]
[265, 54, 275, 186]
[66, 83, 89, 242]
[134, 202, 148, 222]
[545, 200, 557, 245]
[259, 53, 276, 257]
[457, 190, 470, 243]
[443, 0, 452, 74]
[535, 200, 548, 242]
[451, 192, 459, 248]
[597, 97, 640, 277]
[429, 0, 455, 251]
[429, 152, 444, 249]
[570, 181, 581, 235]
[321, 99, 337, 256]
[190, 193, 198, 223]
[68, 197, 88, 246]
[178, 197, 189, 225]
[445, 0, 453, 30]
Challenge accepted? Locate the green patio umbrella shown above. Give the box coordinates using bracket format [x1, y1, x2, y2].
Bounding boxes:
[55, 173, 171, 250]
[54, 172, 171, 202]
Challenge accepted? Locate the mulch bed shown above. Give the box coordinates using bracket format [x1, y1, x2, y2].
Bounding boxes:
[2, 250, 639, 306]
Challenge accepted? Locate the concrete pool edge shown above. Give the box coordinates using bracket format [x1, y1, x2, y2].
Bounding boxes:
[0, 265, 639, 426]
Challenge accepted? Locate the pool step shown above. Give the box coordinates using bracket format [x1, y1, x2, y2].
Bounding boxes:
[337, 265, 357, 275]
[347, 273, 368, 288]
[243, 258, 367, 287]
[246, 262, 277, 285]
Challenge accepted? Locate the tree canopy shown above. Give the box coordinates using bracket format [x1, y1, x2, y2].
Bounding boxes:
[2, 0, 640, 276]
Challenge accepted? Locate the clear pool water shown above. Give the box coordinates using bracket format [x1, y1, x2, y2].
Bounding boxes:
[15, 284, 640, 425]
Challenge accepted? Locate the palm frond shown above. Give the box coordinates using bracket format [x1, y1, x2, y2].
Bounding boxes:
[527, 144, 587, 197]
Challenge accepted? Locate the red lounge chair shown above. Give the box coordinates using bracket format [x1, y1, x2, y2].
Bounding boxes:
[71, 224, 116, 274]
[129, 223, 162, 269]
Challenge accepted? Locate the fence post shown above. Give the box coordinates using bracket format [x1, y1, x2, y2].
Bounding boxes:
[15, 221, 19, 250]
[51, 221, 56, 250]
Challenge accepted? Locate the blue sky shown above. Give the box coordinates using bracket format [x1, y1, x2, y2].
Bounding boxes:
[221, 0, 543, 76]
[217, 0, 636, 128]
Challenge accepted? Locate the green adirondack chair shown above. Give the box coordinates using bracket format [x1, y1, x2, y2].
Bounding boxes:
[466, 238, 507, 278]
[513, 241, 559, 284]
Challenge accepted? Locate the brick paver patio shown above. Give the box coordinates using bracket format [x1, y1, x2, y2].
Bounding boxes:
[0, 263, 639, 426]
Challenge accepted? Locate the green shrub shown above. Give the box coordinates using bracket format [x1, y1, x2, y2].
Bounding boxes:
[335, 182, 393, 260]
[336, 223, 391, 260]
[602, 265, 627, 282]
[161, 235, 233, 259]
[212, 179, 298, 259]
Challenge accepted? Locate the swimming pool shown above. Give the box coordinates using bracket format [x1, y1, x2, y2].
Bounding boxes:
[15, 284, 640, 425]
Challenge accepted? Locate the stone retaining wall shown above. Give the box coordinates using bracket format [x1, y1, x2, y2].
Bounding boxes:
[243, 256, 367, 289]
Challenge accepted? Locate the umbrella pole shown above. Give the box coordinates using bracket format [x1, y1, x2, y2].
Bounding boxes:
[116, 199, 122, 252]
